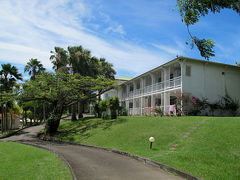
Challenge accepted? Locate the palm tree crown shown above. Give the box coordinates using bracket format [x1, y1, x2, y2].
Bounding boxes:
[24, 58, 45, 80]
[0, 63, 22, 91]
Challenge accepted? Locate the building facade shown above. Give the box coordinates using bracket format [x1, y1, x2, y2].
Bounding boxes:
[102, 57, 240, 116]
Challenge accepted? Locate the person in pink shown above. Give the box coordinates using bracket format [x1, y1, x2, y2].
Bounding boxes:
[169, 105, 174, 116]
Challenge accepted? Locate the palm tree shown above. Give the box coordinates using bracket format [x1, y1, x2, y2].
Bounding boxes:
[98, 58, 116, 79]
[68, 46, 92, 120]
[24, 59, 45, 124]
[24, 58, 45, 80]
[0, 64, 22, 132]
[50, 47, 69, 73]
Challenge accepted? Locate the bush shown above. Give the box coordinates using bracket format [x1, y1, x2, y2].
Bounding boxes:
[107, 97, 120, 119]
[101, 111, 110, 120]
[45, 113, 60, 134]
[119, 106, 128, 116]
[152, 106, 163, 116]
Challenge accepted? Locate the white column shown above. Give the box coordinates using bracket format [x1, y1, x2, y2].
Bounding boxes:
[150, 73, 154, 92]
[151, 94, 154, 107]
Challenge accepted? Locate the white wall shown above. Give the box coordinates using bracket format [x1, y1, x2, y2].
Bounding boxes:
[182, 60, 240, 103]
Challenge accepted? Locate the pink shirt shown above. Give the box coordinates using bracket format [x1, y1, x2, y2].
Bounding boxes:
[169, 105, 174, 112]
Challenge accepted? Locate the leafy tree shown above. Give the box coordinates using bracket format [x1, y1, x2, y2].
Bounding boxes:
[177, 0, 240, 59]
[24, 58, 45, 80]
[19, 72, 116, 134]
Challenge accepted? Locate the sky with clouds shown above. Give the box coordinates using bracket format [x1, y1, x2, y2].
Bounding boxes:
[0, 0, 240, 79]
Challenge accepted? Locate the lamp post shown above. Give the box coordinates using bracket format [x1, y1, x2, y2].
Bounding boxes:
[149, 137, 155, 149]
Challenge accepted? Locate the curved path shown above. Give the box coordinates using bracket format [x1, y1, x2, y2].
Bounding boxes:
[1, 126, 183, 180]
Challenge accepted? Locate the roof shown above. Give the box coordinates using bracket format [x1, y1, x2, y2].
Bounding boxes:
[120, 56, 240, 85]
[116, 77, 133, 81]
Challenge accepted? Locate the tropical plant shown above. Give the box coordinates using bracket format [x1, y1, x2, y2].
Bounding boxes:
[0, 64, 22, 132]
[50, 47, 69, 73]
[24, 58, 45, 80]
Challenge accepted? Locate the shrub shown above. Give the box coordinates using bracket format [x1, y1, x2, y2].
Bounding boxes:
[118, 106, 128, 116]
[45, 113, 60, 134]
[152, 106, 163, 116]
[107, 97, 120, 119]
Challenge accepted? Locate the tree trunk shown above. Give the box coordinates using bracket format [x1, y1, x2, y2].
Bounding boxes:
[5, 104, 7, 131]
[71, 104, 77, 121]
[1, 106, 4, 133]
[45, 102, 64, 135]
[43, 103, 46, 122]
[10, 114, 13, 130]
[34, 106, 36, 124]
[78, 102, 83, 119]
[24, 110, 27, 127]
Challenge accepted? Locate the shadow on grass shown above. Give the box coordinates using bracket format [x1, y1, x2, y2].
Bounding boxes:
[56, 117, 127, 142]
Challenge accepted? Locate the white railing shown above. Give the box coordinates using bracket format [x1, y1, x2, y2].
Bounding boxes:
[129, 105, 178, 116]
[129, 107, 141, 116]
[126, 76, 181, 99]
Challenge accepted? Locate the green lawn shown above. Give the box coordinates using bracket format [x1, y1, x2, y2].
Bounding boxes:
[56, 116, 240, 180]
[0, 142, 72, 180]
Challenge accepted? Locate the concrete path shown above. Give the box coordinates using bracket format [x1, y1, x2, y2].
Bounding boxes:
[1, 125, 183, 180]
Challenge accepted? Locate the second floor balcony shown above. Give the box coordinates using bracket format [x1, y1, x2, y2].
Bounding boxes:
[124, 76, 181, 99]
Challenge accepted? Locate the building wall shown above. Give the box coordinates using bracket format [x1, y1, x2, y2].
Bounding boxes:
[182, 60, 240, 103]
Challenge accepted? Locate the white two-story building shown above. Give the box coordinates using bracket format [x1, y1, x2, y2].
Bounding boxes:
[102, 56, 240, 116]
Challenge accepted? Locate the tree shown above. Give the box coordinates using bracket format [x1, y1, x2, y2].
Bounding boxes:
[24, 58, 45, 124]
[19, 72, 116, 134]
[24, 58, 45, 80]
[0, 64, 22, 132]
[177, 0, 240, 59]
[50, 47, 69, 73]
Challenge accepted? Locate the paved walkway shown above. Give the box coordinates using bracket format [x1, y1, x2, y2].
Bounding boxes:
[0, 125, 183, 180]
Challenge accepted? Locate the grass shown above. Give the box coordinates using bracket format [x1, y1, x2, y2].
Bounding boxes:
[0, 142, 72, 180]
[56, 116, 240, 180]
[0, 129, 19, 138]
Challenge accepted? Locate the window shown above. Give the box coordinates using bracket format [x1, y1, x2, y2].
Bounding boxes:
[129, 102, 133, 108]
[186, 65, 191, 76]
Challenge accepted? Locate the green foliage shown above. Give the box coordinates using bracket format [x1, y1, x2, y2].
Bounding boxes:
[192, 37, 215, 60]
[19, 72, 116, 133]
[118, 106, 128, 116]
[101, 111, 110, 120]
[177, 0, 240, 59]
[97, 97, 120, 119]
[107, 97, 120, 119]
[98, 100, 108, 112]
[152, 106, 163, 116]
[218, 94, 239, 115]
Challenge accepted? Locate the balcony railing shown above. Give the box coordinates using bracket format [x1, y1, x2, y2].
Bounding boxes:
[129, 106, 177, 116]
[125, 76, 181, 99]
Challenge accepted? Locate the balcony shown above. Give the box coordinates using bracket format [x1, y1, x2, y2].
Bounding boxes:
[126, 76, 181, 99]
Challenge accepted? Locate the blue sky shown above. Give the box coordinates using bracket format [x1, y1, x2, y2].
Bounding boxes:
[0, 0, 240, 79]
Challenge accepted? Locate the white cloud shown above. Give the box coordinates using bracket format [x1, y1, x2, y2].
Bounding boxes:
[0, 0, 174, 76]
